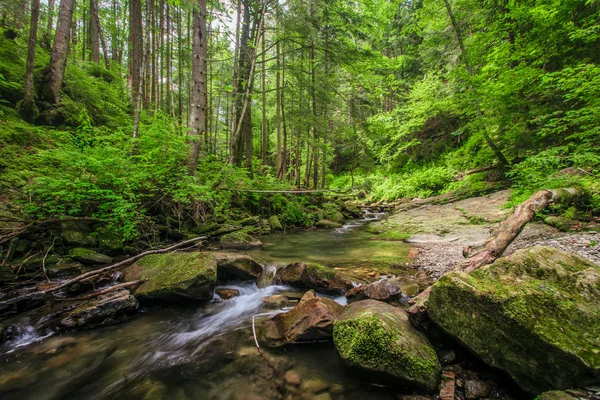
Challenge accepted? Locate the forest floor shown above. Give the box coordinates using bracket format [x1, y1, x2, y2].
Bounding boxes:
[372, 190, 600, 278]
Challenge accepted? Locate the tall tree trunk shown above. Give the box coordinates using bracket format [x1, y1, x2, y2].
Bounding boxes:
[177, 6, 183, 121]
[129, 0, 143, 106]
[43, 0, 75, 104]
[260, 26, 266, 165]
[166, 2, 173, 115]
[90, 0, 109, 69]
[151, 0, 157, 108]
[89, 0, 99, 62]
[310, 41, 318, 189]
[275, 40, 282, 178]
[229, 0, 241, 158]
[22, 0, 40, 119]
[143, 0, 151, 107]
[42, 0, 55, 48]
[81, 6, 86, 60]
[187, 0, 207, 174]
[111, 0, 118, 61]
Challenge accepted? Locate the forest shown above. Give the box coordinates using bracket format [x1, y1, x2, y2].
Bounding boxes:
[0, 0, 599, 399]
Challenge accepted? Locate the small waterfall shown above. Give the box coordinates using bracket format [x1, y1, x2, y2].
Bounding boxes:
[0, 325, 54, 355]
[257, 264, 278, 288]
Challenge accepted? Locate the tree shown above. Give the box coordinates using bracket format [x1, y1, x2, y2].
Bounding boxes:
[21, 0, 41, 120]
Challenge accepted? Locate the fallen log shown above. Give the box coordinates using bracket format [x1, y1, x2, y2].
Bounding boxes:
[407, 188, 585, 328]
[46, 236, 207, 294]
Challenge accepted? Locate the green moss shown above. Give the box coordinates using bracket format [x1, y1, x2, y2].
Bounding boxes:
[305, 262, 336, 281]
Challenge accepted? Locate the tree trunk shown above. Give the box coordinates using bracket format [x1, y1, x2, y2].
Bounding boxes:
[229, 0, 241, 159]
[90, 0, 109, 69]
[89, 0, 99, 62]
[129, 0, 143, 105]
[43, 0, 76, 104]
[275, 40, 282, 178]
[143, 0, 151, 108]
[187, 0, 207, 174]
[42, 0, 55, 48]
[23, 0, 41, 117]
[261, 26, 266, 165]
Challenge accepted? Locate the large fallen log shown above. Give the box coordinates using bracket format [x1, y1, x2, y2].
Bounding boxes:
[407, 188, 585, 327]
[46, 236, 207, 294]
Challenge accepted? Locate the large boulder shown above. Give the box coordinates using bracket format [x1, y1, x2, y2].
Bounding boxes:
[220, 230, 262, 250]
[345, 278, 403, 305]
[260, 291, 344, 347]
[68, 248, 113, 265]
[268, 215, 283, 231]
[59, 289, 138, 329]
[214, 252, 263, 281]
[428, 246, 600, 394]
[122, 252, 217, 303]
[333, 300, 440, 393]
[276, 262, 353, 295]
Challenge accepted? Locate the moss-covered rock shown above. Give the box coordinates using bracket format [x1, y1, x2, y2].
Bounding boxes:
[333, 300, 440, 392]
[543, 216, 571, 232]
[428, 246, 600, 394]
[122, 252, 217, 303]
[95, 232, 124, 252]
[535, 391, 575, 400]
[268, 215, 283, 231]
[47, 260, 85, 279]
[276, 262, 353, 294]
[315, 220, 343, 229]
[68, 247, 113, 265]
[214, 252, 263, 282]
[220, 230, 262, 250]
[61, 222, 97, 247]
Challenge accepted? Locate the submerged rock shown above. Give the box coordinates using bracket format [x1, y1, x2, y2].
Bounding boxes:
[315, 220, 343, 229]
[276, 262, 353, 295]
[260, 291, 344, 347]
[59, 289, 138, 329]
[428, 246, 600, 394]
[345, 278, 403, 305]
[68, 247, 113, 265]
[333, 300, 441, 393]
[122, 252, 217, 303]
[535, 391, 576, 400]
[214, 252, 263, 281]
[220, 230, 262, 250]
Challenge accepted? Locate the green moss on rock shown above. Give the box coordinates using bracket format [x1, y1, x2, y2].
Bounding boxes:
[122, 252, 217, 303]
[428, 246, 600, 394]
[534, 391, 575, 400]
[277, 262, 352, 295]
[220, 230, 262, 250]
[333, 300, 440, 392]
[68, 248, 112, 265]
[268, 215, 283, 231]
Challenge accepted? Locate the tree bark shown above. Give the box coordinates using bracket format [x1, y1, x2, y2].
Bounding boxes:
[187, 0, 207, 174]
[129, 0, 143, 105]
[43, 0, 76, 104]
[90, 0, 109, 69]
[261, 26, 267, 164]
[23, 0, 41, 112]
[42, 0, 55, 47]
[89, 0, 99, 62]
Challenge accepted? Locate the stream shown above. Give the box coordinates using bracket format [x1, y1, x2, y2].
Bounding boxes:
[0, 214, 432, 400]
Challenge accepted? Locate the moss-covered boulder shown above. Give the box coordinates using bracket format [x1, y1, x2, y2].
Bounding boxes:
[428, 246, 600, 394]
[122, 252, 217, 303]
[535, 391, 575, 400]
[276, 262, 353, 295]
[220, 230, 262, 250]
[68, 248, 113, 265]
[214, 252, 263, 282]
[96, 232, 124, 252]
[268, 215, 283, 231]
[315, 220, 342, 229]
[47, 260, 85, 279]
[260, 291, 344, 347]
[61, 222, 97, 247]
[333, 300, 440, 392]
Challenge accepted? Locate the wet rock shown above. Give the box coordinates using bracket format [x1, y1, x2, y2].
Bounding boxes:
[0, 291, 46, 318]
[345, 278, 403, 305]
[400, 283, 420, 297]
[0, 323, 17, 343]
[215, 288, 240, 300]
[437, 348, 457, 365]
[260, 292, 344, 347]
[268, 215, 284, 231]
[428, 246, 600, 394]
[315, 220, 342, 229]
[68, 247, 113, 265]
[61, 222, 97, 247]
[262, 294, 287, 309]
[333, 300, 441, 393]
[464, 379, 491, 399]
[301, 378, 329, 393]
[96, 231, 124, 253]
[284, 369, 302, 386]
[220, 230, 262, 250]
[440, 371, 456, 400]
[214, 252, 263, 281]
[59, 289, 138, 329]
[535, 391, 576, 400]
[344, 201, 362, 218]
[276, 262, 353, 295]
[47, 260, 85, 279]
[122, 252, 217, 303]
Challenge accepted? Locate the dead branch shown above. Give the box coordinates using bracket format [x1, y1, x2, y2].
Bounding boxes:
[55, 280, 145, 301]
[252, 315, 278, 372]
[42, 237, 57, 282]
[47, 236, 207, 294]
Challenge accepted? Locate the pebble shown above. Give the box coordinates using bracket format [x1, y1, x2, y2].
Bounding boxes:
[283, 369, 302, 386]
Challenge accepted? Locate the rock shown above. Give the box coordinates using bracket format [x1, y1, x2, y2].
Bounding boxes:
[535, 391, 576, 400]
[214, 252, 263, 281]
[0, 265, 16, 282]
[328, 212, 345, 224]
[315, 220, 342, 229]
[428, 246, 600, 394]
[220, 230, 262, 250]
[237, 216, 260, 226]
[68, 248, 113, 265]
[211, 224, 243, 236]
[260, 293, 344, 347]
[344, 202, 362, 218]
[333, 300, 441, 393]
[0, 291, 46, 318]
[14, 239, 31, 254]
[268, 215, 283, 231]
[439, 371, 456, 400]
[96, 232, 124, 252]
[345, 278, 403, 305]
[47, 260, 85, 279]
[299, 289, 316, 304]
[464, 379, 491, 400]
[301, 378, 329, 393]
[122, 252, 217, 303]
[313, 394, 332, 400]
[59, 289, 138, 329]
[61, 222, 97, 247]
[400, 283, 420, 297]
[216, 288, 240, 300]
[262, 294, 287, 309]
[284, 369, 302, 386]
[437, 348, 456, 365]
[276, 262, 353, 295]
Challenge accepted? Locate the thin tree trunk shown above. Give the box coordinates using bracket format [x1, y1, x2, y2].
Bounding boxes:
[129, 0, 143, 105]
[159, 0, 164, 110]
[207, 18, 213, 150]
[275, 40, 282, 178]
[90, 0, 109, 69]
[261, 26, 266, 165]
[311, 41, 318, 189]
[229, 0, 241, 159]
[43, 0, 76, 104]
[151, 0, 157, 107]
[166, 2, 172, 115]
[177, 5, 183, 121]
[89, 0, 99, 62]
[81, 6, 86, 61]
[42, 0, 55, 47]
[187, 0, 207, 174]
[23, 0, 40, 118]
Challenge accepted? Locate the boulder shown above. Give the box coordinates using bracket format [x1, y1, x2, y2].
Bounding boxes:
[344, 202, 362, 218]
[96, 232, 124, 252]
[276, 262, 353, 295]
[122, 252, 217, 303]
[333, 300, 441, 393]
[68, 248, 113, 265]
[216, 288, 240, 300]
[535, 391, 575, 400]
[220, 231, 262, 250]
[0, 291, 46, 319]
[428, 246, 600, 394]
[47, 260, 85, 279]
[214, 252, 263, 281]
[345, 278, 403, 305]
[260, 291, 344, 347]
[315, 220, 342, 229]
[262, 294, 287, 309]
[268, 215, 283, 231]
[59, 289, 138, 329]
[61, 222, 97, 247]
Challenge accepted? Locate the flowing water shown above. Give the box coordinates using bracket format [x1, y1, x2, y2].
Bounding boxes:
[0, 215, 432, 400]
